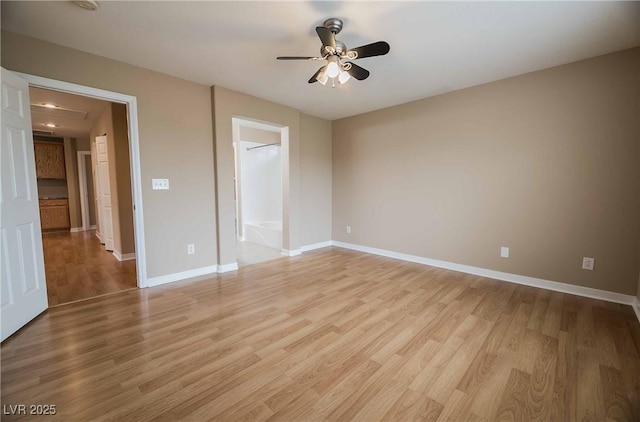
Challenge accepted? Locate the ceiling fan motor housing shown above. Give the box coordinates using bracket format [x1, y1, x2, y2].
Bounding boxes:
[321, 40, 346, 57]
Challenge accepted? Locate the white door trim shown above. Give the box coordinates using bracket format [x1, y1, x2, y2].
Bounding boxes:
[232, 117, 287, 263]
[16, 73, 148, 288]
[76, 151, 91, 232]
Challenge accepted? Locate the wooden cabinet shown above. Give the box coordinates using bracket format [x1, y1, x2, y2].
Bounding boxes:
[39, 199, 70, 230]
[34, 141, 66, 179]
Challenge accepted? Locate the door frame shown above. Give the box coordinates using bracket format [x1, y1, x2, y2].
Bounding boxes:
[76, 151, 92, 232]
[91, 138, 102, 242]
[232, 117, 285, 254]
[17, 72, 148, 288]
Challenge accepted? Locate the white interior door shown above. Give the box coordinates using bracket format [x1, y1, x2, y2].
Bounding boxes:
[1, 67, 48, 342]
[95, 135, 114, 251]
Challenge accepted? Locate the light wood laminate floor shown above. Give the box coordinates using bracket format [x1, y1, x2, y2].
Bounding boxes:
[42, 230, 137, 306]
[2, 247, 639, 421]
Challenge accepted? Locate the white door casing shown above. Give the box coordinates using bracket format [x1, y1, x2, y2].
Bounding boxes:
[95, 135, 114, 251]
[0, 67, 49, 342]
[77, 151, 91, 231]
[91, 139, 102, 241]
[13, 72, 146, 288]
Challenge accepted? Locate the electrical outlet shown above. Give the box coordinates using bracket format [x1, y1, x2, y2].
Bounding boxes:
[500, 246, 510, 258]
[346, 225, 351, 234]
[187, 244, 195, 255]
[582, 257, 594, 271]
[152, 178, 170, 190]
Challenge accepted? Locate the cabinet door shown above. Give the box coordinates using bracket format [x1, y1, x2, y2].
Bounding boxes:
[40, 204, 70, 230]
[34, 141, 66, 179]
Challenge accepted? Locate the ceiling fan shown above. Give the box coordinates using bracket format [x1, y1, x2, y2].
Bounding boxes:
[277, 18, 390, 86]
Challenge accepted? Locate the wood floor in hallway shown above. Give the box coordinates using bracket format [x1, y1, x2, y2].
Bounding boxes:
[2, 247, 639, 421]
[42, 230, 137, 306]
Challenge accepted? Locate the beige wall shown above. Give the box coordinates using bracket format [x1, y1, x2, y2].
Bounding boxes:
[85, 155, 96, 227]
[77, 138, 90, 151]
[300, 114, 332, 246]
[239, 126, 280, 144]
[111, 103, 135, 254]
[333, 47, 640, 295]
[2, 30, 217, 278]
[89, 103, 135, 255]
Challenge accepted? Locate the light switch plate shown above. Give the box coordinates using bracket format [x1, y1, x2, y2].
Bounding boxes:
[582, 257, 595, 271]
[500, 246, 509, 258]
[152, 178, 169, 190]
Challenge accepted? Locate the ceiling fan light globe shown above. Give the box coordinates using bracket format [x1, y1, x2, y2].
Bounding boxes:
[338, 71, 351, 84]
[326, 56, 340, 78]
[326, 61, 340, 78]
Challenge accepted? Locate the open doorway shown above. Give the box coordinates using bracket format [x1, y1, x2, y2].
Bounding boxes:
[30, 87, 137, 306]
[233, 118, 285, 266]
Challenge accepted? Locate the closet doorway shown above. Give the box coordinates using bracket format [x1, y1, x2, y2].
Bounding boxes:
[233, 118, 285, 266]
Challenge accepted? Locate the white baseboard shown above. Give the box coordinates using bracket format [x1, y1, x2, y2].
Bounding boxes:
[146, 265, 218, 288]
[282, 248, 302, 257]
[89, 225, 96, 230]
[70, 227, 84, 233]
[95, 231, 103, 242]
[113, 250, 136, 261]
[301, 241, 333, 252]
[218, 262, 239, 273]
[332, 241, 638, 313]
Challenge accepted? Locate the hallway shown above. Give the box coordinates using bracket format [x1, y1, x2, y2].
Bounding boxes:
[43, 230, 137, 306]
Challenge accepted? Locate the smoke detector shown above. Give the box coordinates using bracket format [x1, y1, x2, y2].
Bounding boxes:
[72, 0, 98, 11]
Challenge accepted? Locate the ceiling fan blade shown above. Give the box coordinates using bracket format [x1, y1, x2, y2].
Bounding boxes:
[308, 67, 323, 84]
[277, 56, 319, 60]
[345, 62, 370, 80]
[316, 26, 336, 49]
[349, 41, 390, 59]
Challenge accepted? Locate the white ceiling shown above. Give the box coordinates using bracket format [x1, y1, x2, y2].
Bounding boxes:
[3, 1, 639, 120]
[29, 87, 109, 138]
